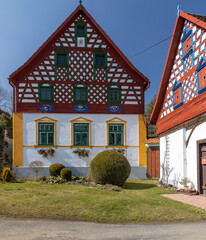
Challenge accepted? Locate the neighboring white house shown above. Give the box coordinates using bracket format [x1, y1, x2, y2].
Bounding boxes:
[150, 10, 206, 194]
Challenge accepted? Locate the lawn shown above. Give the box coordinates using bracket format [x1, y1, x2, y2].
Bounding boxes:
[0, 180, 206, 223]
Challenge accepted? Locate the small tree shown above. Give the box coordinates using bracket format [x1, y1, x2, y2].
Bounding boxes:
[145, 94, 157, 138]
[29, 161, 44, 178]
[161, 146, 174, 186]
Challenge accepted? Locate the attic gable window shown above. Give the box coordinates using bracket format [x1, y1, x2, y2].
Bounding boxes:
[107, 85, 121, 104]
[55, 51, 68, 67]
[181, 29, 194, 74]
[73, 82, 88, 103]
[57, 54, 67, 67]
[196, 57, 206, 94]
[39, 82, 54, 102]
[94, 49, 107, 69]
[172, 80, 184, 110]
[75, 20, 87, 47]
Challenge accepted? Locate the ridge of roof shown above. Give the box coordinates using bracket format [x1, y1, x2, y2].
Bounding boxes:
[187, 13, 206, 23]
[9, 5, 149, 89]
[150, 10, 206, 126]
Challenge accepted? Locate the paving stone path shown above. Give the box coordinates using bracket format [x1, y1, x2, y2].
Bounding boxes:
[162, 194, 206, 210]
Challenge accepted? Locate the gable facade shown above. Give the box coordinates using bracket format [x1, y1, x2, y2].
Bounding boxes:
[150, 11, 206, 192]
[10, 5, 149, 179]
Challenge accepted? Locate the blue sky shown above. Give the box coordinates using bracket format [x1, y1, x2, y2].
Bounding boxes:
[0, 0, 205, 104]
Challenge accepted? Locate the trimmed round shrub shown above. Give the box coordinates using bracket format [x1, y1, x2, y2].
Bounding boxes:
[60, 168, 72, 181]
[90, 150, 131, 187]
[49, 163, 65, 176]
[1, 167, 13, 182]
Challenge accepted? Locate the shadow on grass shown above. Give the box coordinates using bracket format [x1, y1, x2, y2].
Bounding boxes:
[123, 181, 157, 190]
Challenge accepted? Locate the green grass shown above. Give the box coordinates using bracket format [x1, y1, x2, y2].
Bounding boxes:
[0, 180, 206, 223]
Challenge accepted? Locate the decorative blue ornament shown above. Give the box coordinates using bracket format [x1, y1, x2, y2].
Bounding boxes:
[108, 105, 121, 113]
[74, 104, 88, 113]
[177, 5, 180, 17]
[39, 104, 54, 112]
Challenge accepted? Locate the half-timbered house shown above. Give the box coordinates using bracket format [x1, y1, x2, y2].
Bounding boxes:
[150, 10, 206, 193]
[9, 3, 150, 178]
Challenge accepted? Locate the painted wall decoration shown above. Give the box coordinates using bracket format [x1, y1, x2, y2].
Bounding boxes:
[160, 20, 206, 119]
[108, 105, 121, 113]
[15, 13, 144, 108]
[39, 104, 54, 112]
[74, 104, 88, 112]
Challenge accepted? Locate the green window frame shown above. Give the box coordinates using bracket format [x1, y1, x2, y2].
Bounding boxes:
[73, 123, 89, 146]
[38, 122, 54, 146]
[73, 83, 88, 103]
[109, 123, 124, 146]
[94, 52, 107, 69]
[39, 83, 54, 102]
[75, 20, 87, 47]
[55, 51, 69, 67]
[107, 85, 121, 104]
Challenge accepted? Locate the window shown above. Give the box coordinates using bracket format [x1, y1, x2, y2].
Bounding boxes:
[197, 57, 206, 94]
[172, 80, 184, 110]
[57, 54, 67, 67]
[70, 117, 92, 147]
[54, 48, 69, 81]
[93, 48, 107, 81]
[109, 124, 124, 146]
[75, 20, 87, 47]
[73, 83, 88, 103]
[94, 53, 107, 68]
[73, 123, 89, 146]
[107, 85, 121, 104]
[39, 83, 54, 102]
[181, 29, 194, 74]
[55, 51, 68, 67]
[38, 123, 54, 145]
[77, 26, 85, 36]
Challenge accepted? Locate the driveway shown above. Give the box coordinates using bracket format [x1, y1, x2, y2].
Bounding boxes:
[0, 217, 206, 240]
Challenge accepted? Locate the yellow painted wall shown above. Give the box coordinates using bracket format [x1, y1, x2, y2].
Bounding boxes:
[139, 114, 146, 167]
[13, 113, 23, 167]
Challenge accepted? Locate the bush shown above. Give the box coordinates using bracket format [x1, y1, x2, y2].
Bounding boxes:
[49, 163, 65, 177]
[60, 168, 72, 181]
[1, 167, 13, 182]
[36, 176, 46, 182]
[45, 176, 66, 184]
[90, 150, 131, 187]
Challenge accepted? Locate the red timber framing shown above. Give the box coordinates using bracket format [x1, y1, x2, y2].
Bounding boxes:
[9, 5, 149, 114]
[150, 10, 206, 134]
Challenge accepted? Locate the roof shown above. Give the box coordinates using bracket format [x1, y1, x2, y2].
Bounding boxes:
[0, 109, 10, 117]
[145, 138, 159, 144]
[188, 13, 206, 22]
[9, 5, 149, 90]
[150, 10, 206, 127]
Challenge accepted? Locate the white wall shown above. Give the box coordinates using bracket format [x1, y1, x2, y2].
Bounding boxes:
[160, 128, 186, 187]
[160, 121, 206, 190]
[186, 121, 206, 189]
[22, 113, 140, 168]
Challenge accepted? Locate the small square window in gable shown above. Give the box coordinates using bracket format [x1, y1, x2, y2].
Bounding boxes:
[57, 54, 67, 67]
[183, 35, 192, 55]
[197, 57, 206, 94]
[181, 29, 194, 75]
[172, 80, 184, 110]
